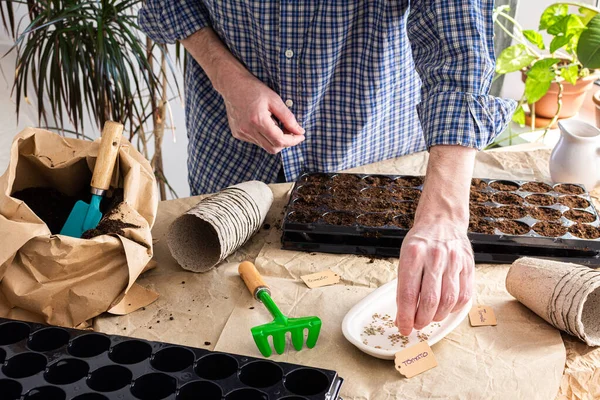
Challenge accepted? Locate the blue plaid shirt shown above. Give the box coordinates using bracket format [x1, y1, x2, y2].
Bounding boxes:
[140, 1, 516, 195]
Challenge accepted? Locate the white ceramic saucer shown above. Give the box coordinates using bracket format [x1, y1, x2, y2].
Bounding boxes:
[342, 279, 472, 360]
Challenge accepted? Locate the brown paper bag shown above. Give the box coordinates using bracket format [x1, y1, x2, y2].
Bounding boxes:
[0, 128, 159, 327]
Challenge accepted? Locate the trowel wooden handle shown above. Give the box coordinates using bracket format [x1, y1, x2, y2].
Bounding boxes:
[239, 261, 270, 300]
[91, 121, 123, 192]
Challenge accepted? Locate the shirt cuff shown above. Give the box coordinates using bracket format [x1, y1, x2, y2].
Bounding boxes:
[139, 1, 212, 44]
[417, 92, 517, 150]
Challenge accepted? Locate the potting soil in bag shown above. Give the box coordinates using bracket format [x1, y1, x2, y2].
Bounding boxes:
[0, 128, 159, 327]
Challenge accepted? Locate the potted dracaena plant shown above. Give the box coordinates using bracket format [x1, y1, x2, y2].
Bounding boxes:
[0, 0, 182, 200]
[494, 2, 600, 131]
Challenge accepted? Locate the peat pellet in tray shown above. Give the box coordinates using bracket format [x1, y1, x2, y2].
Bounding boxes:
[394, 176, 424, 187]
[525, 194, 557, 206]
[300, 173, 331, 184]
[564, 210, 597, 223]
[323, 212, 357, 226]
[287, 210, 321, 224]
[297, 184, 328, 196]
[492, 206, 528, 220]
[492, 192, 524, 205]
[331, 174, 363, 186]
[558, 196, 591, 209]
[362, 175, 394, 186]
[328, 185, 362, 197]
[470, 191, 490, 203]
[533, 222, 568, 237]
[391, 215, 414, 229]
[324, 196, 359, 212]
[490, 180, 520, 191]
[291, 197, 322, 210]
[554, 183, 586, 195]
[392, 187, 421, 201]
[520, 181, 553, 193]
[360, 187, 392, 199]
[0, 318, 343, 400]
[569, 224, 600, 239]
[471, 178, 488, 191]
[528, 207, 562, 221]
[495, 220, 531, 235]
[470, 205, 489, 218]
[357, 213, 393, 227]
[469, 218, 496, 235]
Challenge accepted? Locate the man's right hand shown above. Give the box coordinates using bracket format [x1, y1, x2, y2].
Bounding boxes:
[219, 71, 305, 154]
[181, 28, 305, 154]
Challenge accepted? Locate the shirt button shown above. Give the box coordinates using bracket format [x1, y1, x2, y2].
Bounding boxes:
[285, 49, 294, 58]
[285, 99, 294, 107]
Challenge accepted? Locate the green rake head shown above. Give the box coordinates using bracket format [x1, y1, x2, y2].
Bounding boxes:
[239, 262, 322, 358]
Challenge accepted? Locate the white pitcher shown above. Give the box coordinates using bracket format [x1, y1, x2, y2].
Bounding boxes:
[549, 120, 600, 191]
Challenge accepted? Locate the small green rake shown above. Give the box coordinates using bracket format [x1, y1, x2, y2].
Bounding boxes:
[239, 261, 322, 357]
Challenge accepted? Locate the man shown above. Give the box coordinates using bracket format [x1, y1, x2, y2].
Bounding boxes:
[140, 1, 515, 335]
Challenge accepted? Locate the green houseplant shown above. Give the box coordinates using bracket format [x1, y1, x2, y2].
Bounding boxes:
[0, 0, 181, 199]
[494, 2, 600, 131]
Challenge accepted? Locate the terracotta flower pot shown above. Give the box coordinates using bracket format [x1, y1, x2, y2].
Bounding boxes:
[521, 71, 599, 119]
[594, 90, 600, 128]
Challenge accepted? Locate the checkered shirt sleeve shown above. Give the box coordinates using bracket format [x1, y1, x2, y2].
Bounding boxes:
[138, 0, 211, 44]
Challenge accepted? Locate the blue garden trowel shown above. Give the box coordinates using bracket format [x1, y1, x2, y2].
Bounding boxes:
[60, 121, 123, 238]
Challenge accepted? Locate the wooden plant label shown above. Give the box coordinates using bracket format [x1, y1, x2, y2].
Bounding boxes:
[469, 305, 497, 326]
[394, 341, 438, 378]
[300, 270, 340, 289]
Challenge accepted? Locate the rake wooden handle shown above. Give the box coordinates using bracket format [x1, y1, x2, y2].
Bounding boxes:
[91, 121, 123, 192]
[239, 261, 270, 300]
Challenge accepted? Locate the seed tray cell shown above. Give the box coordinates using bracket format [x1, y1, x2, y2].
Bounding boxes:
[282, 173, 600, 266]
[0, 318, 343, 400]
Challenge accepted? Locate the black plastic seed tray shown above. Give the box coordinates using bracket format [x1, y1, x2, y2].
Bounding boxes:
[281, 173, 600, 266]
[0, 317, 343, 400]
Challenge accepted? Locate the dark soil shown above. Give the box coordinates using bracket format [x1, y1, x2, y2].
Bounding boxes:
[357, 213, 392, 227]
[358, 199, 393, 213]
[554, 184, 585, 195]
[361, 187, 390, 199]
[470, 205, 488, 218]
[525, 194, 557, 206]
[331, 174, 362, 186]
[325, 196, 359, 211]
[292, 197, 322, 209]
[495, 220, 531, 235]
[470, 191, 490, 203]
[81, 209, 140, 239]
[490, 180, 520, 191]
[471, 178, 488, 191]
[520, 182, 552, 193]
[532, 222, 568, 237]
[287, 210, 321, 224]
[392, 188, 421, 201]
[569, 224, 600, 239]
[323, 212, 356, 226]
[492, 192, 524, 205]
[328, 186, 362, 197]
[529, 207, 562, 221]
[300, 173, 330, 184]
[391, 215, 414, 229]
[297, 184, 327, 196]
[394, 201, 418, 214]
[564, 210, 596, 223]
[492, 206, 528, 219]
[363, 175, 394, 186]
[469, 218, 496, 234]
[395, 176, 424, 187]
[12, 187, 78, 234]
[558, 196, 591, 209]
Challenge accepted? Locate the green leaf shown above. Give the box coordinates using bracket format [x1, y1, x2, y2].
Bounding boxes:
[496, 44, 536, 74]
[525, 77, 552, 104]
[540, 4, 568, 30]
[560, 64, 579, 85]
[547, 14, 586, 37]
[512, 105, 526, 125]
[523, 30, 546, 50]
[550, 35, 571, 53]
[577, 14, 600, 69]
[579, 7, 598, 26]
[526, 58, 560, 81]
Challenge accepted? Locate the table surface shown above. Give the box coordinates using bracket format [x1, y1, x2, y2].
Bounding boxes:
[94, 145, 600, 400]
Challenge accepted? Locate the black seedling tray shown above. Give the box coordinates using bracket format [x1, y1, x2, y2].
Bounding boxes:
[281, 173, 600, 266]
[0, 317, 343, 400]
